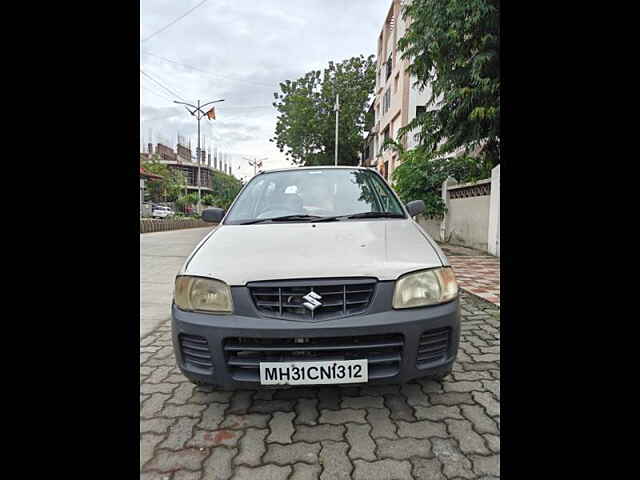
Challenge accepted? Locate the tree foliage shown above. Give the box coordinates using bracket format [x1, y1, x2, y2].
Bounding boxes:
[397, 0, 500, 165]
[208, 170, 243, 210]
[175, 193, 199, 212]
[201, 194, 216, 206]
[391, 144, 492, 217]
[271, 55, 376, 166]
[141, 154, 187, 202]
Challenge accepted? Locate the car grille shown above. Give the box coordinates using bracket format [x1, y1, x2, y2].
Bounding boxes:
[416, 327, 450, 368]
[224, 334, 404, 382]
[179, 334, 213, 372]
[248, 278, 376, 321]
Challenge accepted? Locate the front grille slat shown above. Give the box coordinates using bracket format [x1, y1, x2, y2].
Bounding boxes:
[346, 299, 370, 305]
[416, 328, 451, 368]
[249, 278, 376, 322]
[182, 348, 212, 359]
[223, 339, 403, 352]
[181, 341, 210, 352]
[186, 357, 214, 368]
[179, 334, 214, 372]
[225, 334, 403, 382]
[255, 301, 280, 307]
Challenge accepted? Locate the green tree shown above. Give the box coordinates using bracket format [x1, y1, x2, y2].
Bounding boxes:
[397, 0, 500, 166]
[209, 171, 243, 210]
[271, 55, 376, 166]
[391, 144, 491, 217]
[142, 154, 187, 202]
[201, 194, 216, 206]
[176, 192, 199, 212]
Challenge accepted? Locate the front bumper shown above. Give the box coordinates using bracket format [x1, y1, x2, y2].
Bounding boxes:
[171, 285, 460, 389]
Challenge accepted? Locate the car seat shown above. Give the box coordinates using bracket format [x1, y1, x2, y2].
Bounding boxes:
[270, 191, 304, 214]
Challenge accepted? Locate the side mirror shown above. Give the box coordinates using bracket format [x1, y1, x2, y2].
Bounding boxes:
[202, 207, 225, 223]
[406, 200, 425, 217]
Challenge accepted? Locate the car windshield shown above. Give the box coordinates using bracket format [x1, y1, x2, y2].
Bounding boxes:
[224, 168, 405, 225]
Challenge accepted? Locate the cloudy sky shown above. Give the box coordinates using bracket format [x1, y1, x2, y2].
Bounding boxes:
[140, 0, 390, 182]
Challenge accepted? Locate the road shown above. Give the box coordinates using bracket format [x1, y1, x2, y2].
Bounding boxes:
[140, 227, 214, 339]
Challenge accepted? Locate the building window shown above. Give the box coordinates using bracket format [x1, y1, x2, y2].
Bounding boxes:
[382, 89, 391, 114]
[385, 54, 392, 80]
[416, 105, 427, 119]
[381, 126, 390, 154]
[394, 73, 399, 93]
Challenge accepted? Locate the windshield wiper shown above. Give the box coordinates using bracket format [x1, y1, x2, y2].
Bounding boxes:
[237, 212, 403, 225]
[238, 214, 335, 225]
[342, 211, 405, 219]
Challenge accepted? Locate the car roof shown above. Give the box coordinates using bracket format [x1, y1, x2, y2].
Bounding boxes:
[259, 166, 374, 174]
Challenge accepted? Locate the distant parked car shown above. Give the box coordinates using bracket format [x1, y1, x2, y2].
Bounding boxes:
[152, 205, 175, 219]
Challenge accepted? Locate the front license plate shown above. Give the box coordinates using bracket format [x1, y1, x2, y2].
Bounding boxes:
[259, 359, 368, 385]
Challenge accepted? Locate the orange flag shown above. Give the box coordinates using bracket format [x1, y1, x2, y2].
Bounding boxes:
[206, 107, 216, 120]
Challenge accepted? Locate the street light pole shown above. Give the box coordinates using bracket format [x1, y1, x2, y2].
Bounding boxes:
[174, 98, 225, 213]
[334, 93, 340, 166]
[197, 99, 201, 211]
[243, 157, 267, 177]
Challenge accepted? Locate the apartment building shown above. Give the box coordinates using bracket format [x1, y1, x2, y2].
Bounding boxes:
[367, 0, 433, 181]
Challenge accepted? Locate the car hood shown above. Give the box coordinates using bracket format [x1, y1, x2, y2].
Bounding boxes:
[182, 219, 446, 285]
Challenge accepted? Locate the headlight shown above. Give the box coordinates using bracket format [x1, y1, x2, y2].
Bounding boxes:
[392, 267, 458, 309]
[174, 276, 233, 314]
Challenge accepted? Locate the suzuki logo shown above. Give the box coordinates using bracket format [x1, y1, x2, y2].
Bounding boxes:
[302, 291, 323, 311]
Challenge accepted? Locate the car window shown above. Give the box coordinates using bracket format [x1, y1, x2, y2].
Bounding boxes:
[368, 172, 404, 215]
[225, 169, 405, 224]
[230, 178, 265, 219]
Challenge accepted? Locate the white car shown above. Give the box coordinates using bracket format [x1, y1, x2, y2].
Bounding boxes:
[171, 166, 460, 390]
[152, 206, 175, 219]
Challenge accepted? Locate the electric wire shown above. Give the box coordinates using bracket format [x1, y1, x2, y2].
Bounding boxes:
[141, 0, 209, 43]
[140, 69, 189, 102]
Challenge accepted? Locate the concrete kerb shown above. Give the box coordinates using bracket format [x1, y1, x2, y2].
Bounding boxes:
[140, 218, 217, 234]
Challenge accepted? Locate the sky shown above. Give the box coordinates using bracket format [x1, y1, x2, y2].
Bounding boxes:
[140, 0, 391, 182]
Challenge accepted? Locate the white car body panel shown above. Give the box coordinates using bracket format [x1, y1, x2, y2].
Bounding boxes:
[181, 219, 444, 286]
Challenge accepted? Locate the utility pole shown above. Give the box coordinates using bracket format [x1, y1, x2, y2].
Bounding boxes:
[334, 93, 340, 166]
[243, 157, 267, 177]
[174, 98, 224, 213]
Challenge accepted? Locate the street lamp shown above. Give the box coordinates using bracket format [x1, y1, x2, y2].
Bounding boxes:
[174, 98, 225, 213]
[243, 157, 268, 177]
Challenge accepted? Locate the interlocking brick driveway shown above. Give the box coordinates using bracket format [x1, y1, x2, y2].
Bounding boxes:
[448, 257, 500, 307]
[140, 291, 500, 479]
[438, 244, 500, 307]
